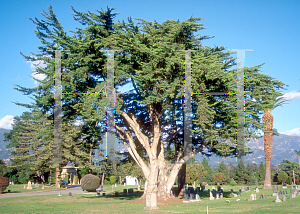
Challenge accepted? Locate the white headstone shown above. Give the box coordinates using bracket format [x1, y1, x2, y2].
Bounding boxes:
[144, 193, 159, 210]
[209, 191, 214, 200]
[115, 183, 117, 187]
[27, 181, 32, 190]
[275, 194, 282, 203]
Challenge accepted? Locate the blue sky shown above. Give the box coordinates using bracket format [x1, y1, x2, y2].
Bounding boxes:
[1, 0, 299, 138]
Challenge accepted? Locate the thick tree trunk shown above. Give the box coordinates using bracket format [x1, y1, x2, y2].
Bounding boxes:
[55, 166, 61, 188]
[178, 164, 186, 198]
[49, 168, 52, 185]
[263, 159, 272, 189]
[263, 110, 273, 190]
[293, 169, 295, 185]
[101, 173, 105, 186]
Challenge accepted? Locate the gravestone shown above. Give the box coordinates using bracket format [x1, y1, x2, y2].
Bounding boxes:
[274, 185, 278, 191]
[297, 191, 300, 197]
[248, 194, 256, 201]
[245, 187, 250, 192]
[233, 193, 238, 197]
[267, 195, 269, 197]
[282, 183, 287, 189]
[35, 184, 39, 188]
[24, 185, 26, 189]
[27, 181, 32, 190]
[96, 190, 100, 196]
[260, 194, 263, 199]
[217, 186, 221, 192]
[42, 186, 44, 190]
[124, 183, 126, 186]
[231, 189, 234, 194]
[183, 193, 190, 203]
[100, 185, 103, 191]
[283, 195, 286, 201]
[216, 193, 219, 199]
[275, 194, 282, 203]
[213, 189, 217, 197]
[58, 192, 62, 196]
[289, 194, 293, 199]
[220, 193, 223, 199]
[102, 193, 106, 197]
[208, 189, 210, 195]
[279, 190, 282, 195]
[128, 188, 134, 196]
[195, 194, 201, 202]
[242, 187, 245, 191]
[285, 190, 288, 195]
[209, 191, 214, 200]
[115, 183, 117, 188]
[201, 186, 205, 192]
[68, 192, 72, 197]
[221, 189, 224, 194]
[32, 182, 34, 185]
[190, 193, 195, 201]
[196, 187, 200, 193]
[123, 189, 128, 196]
[239, 189, 242, 197]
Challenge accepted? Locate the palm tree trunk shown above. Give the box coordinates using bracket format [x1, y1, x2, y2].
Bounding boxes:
[262, 108, 273, 190]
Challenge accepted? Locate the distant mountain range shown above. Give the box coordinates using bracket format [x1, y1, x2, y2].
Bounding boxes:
[195, 134, 300, 167]
[1, 127, 300, 168]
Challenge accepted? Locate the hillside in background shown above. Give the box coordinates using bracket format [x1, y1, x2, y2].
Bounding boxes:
[195, 134, 300, 167]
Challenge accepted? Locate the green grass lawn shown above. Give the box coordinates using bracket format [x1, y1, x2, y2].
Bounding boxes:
[1, 185, 300, 213]
[2, 184, 61, 194]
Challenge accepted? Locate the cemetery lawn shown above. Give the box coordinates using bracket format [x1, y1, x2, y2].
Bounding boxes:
[2, 184, 61, 194]
[1, 185, 300, 213]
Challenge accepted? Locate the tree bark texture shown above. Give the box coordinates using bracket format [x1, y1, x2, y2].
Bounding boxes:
[55, 166, 61, 188]
[263, 110, 273, 190]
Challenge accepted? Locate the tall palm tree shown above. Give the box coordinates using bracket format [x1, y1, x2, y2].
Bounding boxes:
[262, 96, 289, 189]
[294, 150, 300, 176]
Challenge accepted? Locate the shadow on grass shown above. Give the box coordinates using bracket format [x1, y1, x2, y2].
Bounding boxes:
[78, 191, 144, 201]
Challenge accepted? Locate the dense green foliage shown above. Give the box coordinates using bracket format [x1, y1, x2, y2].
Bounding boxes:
[110, 175, 117, 185]
[81, 174, 100, 192]
[277, 171, 288, 184]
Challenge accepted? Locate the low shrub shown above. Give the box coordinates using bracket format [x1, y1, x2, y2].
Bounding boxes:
[0, 177, 9, 193]
[110, 175, 116, 185]
[230, 178, 237, 186]
[81, 174, 100, 192]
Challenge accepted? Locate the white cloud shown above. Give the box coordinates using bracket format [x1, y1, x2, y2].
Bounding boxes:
[0, 115, 14, 130]
[280, 128, 300, 136]
[27, 57, 48, 86]
[280, 91, 300, 100]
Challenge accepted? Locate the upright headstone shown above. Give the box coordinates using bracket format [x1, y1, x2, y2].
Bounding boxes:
[220, 193, 223, 199]
[35, 184, 39, 188]
[282, 183, 287, 189]
[275, 185, 278, 191]
[42, 185, 44, 190]
[68, 192, 72, 197]
[128, 188, 134, 195]
[195, 194, 201, 202]
[183, 193, 190, 203]
[275, 194, 282, 203]
[58, 192, 62, 196]
[201, 186, 205, 192]
[248, 194, 256, 201]
[239, 189, 242, 197]
[27, 181, 32, 190]
[285, 190, 288, 195]
[242, 187, 245, 191]
[100, 185, 103, 192]
[283, 195, 286, 201]
[115, 183, 117, 188]
[217, 186, 221, 192]
[123, 189, 128, 196]
[216, 193, 219, 199]
[289, 194, 293, 199]
[209, 191, 214, 200]
[96, 190, 100, 196]
[24, 185, 26, 189]
[231, 189, 234, 194]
